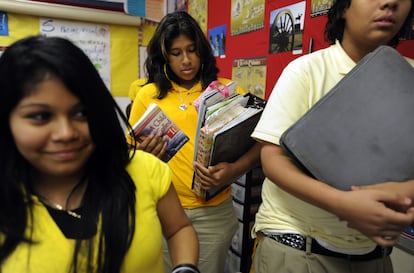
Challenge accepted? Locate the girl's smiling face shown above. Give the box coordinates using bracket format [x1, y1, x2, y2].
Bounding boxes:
[9, 78, 95, 181]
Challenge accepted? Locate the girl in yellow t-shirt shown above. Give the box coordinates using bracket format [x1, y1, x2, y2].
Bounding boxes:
[0, 35, 199, 273]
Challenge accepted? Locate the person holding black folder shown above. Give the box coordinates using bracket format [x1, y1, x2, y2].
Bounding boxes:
[127, 11, 261, 273]
[250, 1, 414, 273]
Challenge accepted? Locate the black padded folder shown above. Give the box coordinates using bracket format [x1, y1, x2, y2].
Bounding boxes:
[280, 46, 414, 191]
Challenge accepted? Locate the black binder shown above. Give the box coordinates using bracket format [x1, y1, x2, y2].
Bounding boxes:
[280, 46, 414, 190]
[193, 93, 265, 201]
[209, 94, 265, 166]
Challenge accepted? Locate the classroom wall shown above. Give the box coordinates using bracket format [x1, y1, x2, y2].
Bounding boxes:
[0, 12, 138, 97]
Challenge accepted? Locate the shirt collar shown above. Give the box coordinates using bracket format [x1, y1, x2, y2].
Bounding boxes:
[332, 40, 357, 75]
[170, 80, 202, 93]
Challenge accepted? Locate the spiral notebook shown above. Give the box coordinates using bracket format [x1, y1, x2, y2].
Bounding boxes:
[280, 46, 414, 190]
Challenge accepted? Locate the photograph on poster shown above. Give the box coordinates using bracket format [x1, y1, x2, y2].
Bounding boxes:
[231, 0, 264, 36]
[232, 56, 266, 99]
[269, 1, 305, 54]
[175, 0, 187, 11]
[310, 0, 334, 17]
[208, 24, 226, 58]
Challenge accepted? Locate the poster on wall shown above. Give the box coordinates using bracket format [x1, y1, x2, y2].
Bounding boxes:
[231, 0, 264, 36]
[125, 0, 167, 22]
[208, 25, 226, 58]
[232, 56, 266, 99]
[0, 12, 8, 36]
[310, 0, 334, 17]
[40, 18, 111, 89]
[269, 1, 306, 55]
[188, 0, 207, 33]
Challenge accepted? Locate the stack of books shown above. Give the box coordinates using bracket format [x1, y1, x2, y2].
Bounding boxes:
[192, 82, 265, 200]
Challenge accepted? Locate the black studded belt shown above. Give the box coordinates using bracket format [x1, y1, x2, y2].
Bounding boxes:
[263, 233, 392, 261]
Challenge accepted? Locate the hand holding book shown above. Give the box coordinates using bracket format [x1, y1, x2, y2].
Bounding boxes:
[192, 84, 265, 200]
[129, 103, 189, 162]
[134, 130, 168, 159]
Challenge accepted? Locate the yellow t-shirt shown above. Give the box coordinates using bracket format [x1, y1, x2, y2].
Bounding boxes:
[128, 78, 245, 208]
[1, 151, 171, 273]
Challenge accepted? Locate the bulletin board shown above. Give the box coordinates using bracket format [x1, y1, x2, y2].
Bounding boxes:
[207, 0, 414, 100]
[0, 12, 138, 97]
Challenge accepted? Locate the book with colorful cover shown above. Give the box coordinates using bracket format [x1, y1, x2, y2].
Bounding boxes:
[130, 103, 189, 162]
[192, 81, 238, 161]
[192, 93, 265, 200]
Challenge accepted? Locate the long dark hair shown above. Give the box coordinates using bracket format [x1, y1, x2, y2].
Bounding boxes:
[145, 11, 219, 99]
[0, 35, 136, 273]
[325, 0, 414, 46]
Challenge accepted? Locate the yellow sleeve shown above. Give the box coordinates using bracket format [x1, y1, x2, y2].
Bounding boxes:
[128, 78, 148, 101]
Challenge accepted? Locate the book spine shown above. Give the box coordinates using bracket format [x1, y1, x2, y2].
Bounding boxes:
[192, 128, 215, 198]
[196, 128, 215, 166]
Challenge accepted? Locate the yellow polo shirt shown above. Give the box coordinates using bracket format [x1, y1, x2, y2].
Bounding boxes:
[128, 78, 245, 208]
[252, 41, 414, 252]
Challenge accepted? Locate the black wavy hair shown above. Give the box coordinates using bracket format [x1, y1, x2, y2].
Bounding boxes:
[145, 11, 219, 99]
[325, 0, 414, 46]
[0, 35, 136, 273]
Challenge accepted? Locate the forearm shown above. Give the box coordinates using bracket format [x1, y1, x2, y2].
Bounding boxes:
[231, 141, 261, 178]
[262, 143, 414, 243]
[158, 185, 199, 267]
[261, 142, 343, 214]
[167, 225, 199, 267]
